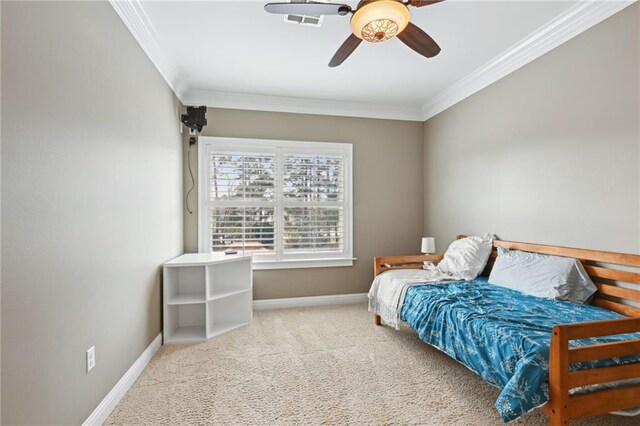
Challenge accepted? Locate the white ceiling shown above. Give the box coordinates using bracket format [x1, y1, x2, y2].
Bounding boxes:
[112, 0, 634, 120]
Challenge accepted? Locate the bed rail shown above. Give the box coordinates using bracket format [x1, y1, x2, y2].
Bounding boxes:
[373, 254, 444, 277]
[547, 317, 640, 425]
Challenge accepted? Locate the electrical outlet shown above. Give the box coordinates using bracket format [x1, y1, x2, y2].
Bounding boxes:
[86, 346, 96, 373]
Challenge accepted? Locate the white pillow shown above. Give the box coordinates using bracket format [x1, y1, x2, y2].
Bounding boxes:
[437, 234, 493, 281]
[488, 246, 596, 303]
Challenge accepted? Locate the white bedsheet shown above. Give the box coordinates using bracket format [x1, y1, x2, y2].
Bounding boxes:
[368, 268, 460, 329]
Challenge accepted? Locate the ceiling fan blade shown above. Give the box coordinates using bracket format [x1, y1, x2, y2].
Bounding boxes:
[408, 0, 445, 7]
[264, 2, 351, 16]
[397, 22, 441, 58]
[329, 34, 362, 67]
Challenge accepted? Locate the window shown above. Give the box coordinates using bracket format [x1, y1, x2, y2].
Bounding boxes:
[198, 137, 353, 269]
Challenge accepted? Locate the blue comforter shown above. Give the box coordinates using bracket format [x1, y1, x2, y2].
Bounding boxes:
[401, 277, 640, 422]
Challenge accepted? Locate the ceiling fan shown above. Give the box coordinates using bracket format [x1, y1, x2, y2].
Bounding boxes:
[264, 0, 444, 67]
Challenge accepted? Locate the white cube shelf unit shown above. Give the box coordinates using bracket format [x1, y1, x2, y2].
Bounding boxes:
[163, 253, 252, 344]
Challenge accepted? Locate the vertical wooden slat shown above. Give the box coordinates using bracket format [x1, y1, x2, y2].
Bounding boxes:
[548, 326, 570, 426]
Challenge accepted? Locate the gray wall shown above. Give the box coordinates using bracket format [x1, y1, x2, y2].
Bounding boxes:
[1, 2, 183, 424]
[184, 109, 424, 299]
[423, 3, 640, 254]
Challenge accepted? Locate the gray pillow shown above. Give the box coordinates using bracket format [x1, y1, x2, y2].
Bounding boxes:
[488, 246, 596, 303]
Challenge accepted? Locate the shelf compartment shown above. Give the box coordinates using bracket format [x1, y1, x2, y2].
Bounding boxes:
[165, 265, 206, 303]
[165, 303, 206, 343]
[207, 291, 252, 337]
[207, 258, 252, 300]
[167, 326, 206, 343]
[208, 288, 251, 301]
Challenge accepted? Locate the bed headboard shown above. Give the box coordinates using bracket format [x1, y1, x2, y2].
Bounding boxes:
[456, 235, 640, 317]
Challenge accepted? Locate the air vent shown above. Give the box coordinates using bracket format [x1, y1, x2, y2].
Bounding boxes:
[302, 16, 321, 25]
[284, 13, 324, 27]
[284, 0, 325, 27]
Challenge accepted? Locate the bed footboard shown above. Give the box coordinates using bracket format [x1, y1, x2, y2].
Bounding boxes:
[546, 317, 640, 425]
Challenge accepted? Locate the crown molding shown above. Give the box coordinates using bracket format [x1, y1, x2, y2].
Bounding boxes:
[420, 0, 636, 121]
[109, 0, 182, 95]
[180, 89, 424, 121]
[111, 0, 635, 122]
[109, 0, 422, 121]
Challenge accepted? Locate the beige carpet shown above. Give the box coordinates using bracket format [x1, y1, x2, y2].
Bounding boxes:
[107, 304, 637, 425]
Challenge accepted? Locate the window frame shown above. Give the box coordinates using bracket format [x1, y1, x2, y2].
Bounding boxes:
[198, 136, 354, 270]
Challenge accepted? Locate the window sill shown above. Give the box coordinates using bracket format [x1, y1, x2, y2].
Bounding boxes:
[252, 258, 357, 270]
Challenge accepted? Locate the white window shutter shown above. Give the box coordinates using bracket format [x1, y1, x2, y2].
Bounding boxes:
[200, 138, 353, 269]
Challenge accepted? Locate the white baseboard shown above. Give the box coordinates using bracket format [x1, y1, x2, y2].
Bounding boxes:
[253, 293, 368, 311]
[83, 333, 162, 426]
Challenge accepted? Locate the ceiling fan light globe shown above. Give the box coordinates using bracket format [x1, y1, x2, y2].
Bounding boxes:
[350, 0, 410, 42]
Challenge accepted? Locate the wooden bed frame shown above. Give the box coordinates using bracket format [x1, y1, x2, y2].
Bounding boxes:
[373, 236, 640, 425]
